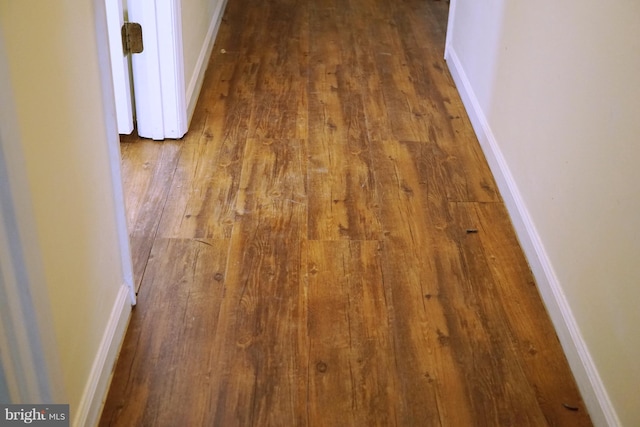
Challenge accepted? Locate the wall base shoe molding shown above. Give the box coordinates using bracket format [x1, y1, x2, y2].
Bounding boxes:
[73, 285, 131, 427]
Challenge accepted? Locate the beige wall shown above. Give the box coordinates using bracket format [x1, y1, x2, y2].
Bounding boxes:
[0, 0, 130, 423]
[447, 0, 640, 425]
[182, 0, 227, 119]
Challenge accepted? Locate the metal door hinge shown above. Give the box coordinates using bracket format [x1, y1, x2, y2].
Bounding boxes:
[122, 22, 144, 55]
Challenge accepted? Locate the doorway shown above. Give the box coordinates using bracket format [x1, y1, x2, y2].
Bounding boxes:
[105, 0, 188, 140]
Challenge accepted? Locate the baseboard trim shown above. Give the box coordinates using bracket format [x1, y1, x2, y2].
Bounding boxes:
[73, 284, 132, 427]
[186, 0, 229, 124]
[444, 47, 620, 427]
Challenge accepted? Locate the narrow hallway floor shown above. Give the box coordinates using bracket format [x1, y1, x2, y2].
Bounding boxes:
[100, 0, 592, 425]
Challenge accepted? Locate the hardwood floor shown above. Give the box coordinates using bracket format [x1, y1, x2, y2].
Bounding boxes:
[100, 0, 592, 425]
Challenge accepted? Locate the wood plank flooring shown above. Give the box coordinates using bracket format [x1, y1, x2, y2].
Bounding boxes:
[100, 0, 593, 425]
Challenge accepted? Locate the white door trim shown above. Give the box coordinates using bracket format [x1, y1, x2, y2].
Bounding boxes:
[129, 0, 188, 140]
[97, 1, 138, 307]
[105, 0, 135, 134]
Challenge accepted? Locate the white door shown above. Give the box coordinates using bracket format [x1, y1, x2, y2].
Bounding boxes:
[106, 0, 188, 140]
[105, 0, 134, 135]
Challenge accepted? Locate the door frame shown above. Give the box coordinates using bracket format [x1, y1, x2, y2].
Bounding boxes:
[106, 0, 135, 135]
[128, 0, 188, 140]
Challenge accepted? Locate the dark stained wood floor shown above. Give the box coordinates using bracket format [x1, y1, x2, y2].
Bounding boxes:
[99, 0, 593, 425]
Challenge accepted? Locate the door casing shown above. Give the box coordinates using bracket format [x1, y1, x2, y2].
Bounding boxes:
[107, 0, 188, 140]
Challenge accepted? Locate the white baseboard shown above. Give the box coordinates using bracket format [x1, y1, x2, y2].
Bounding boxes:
[444, 47, 620, 427]
[73, 284, 132, 427]
[186, 0, 229, 124]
